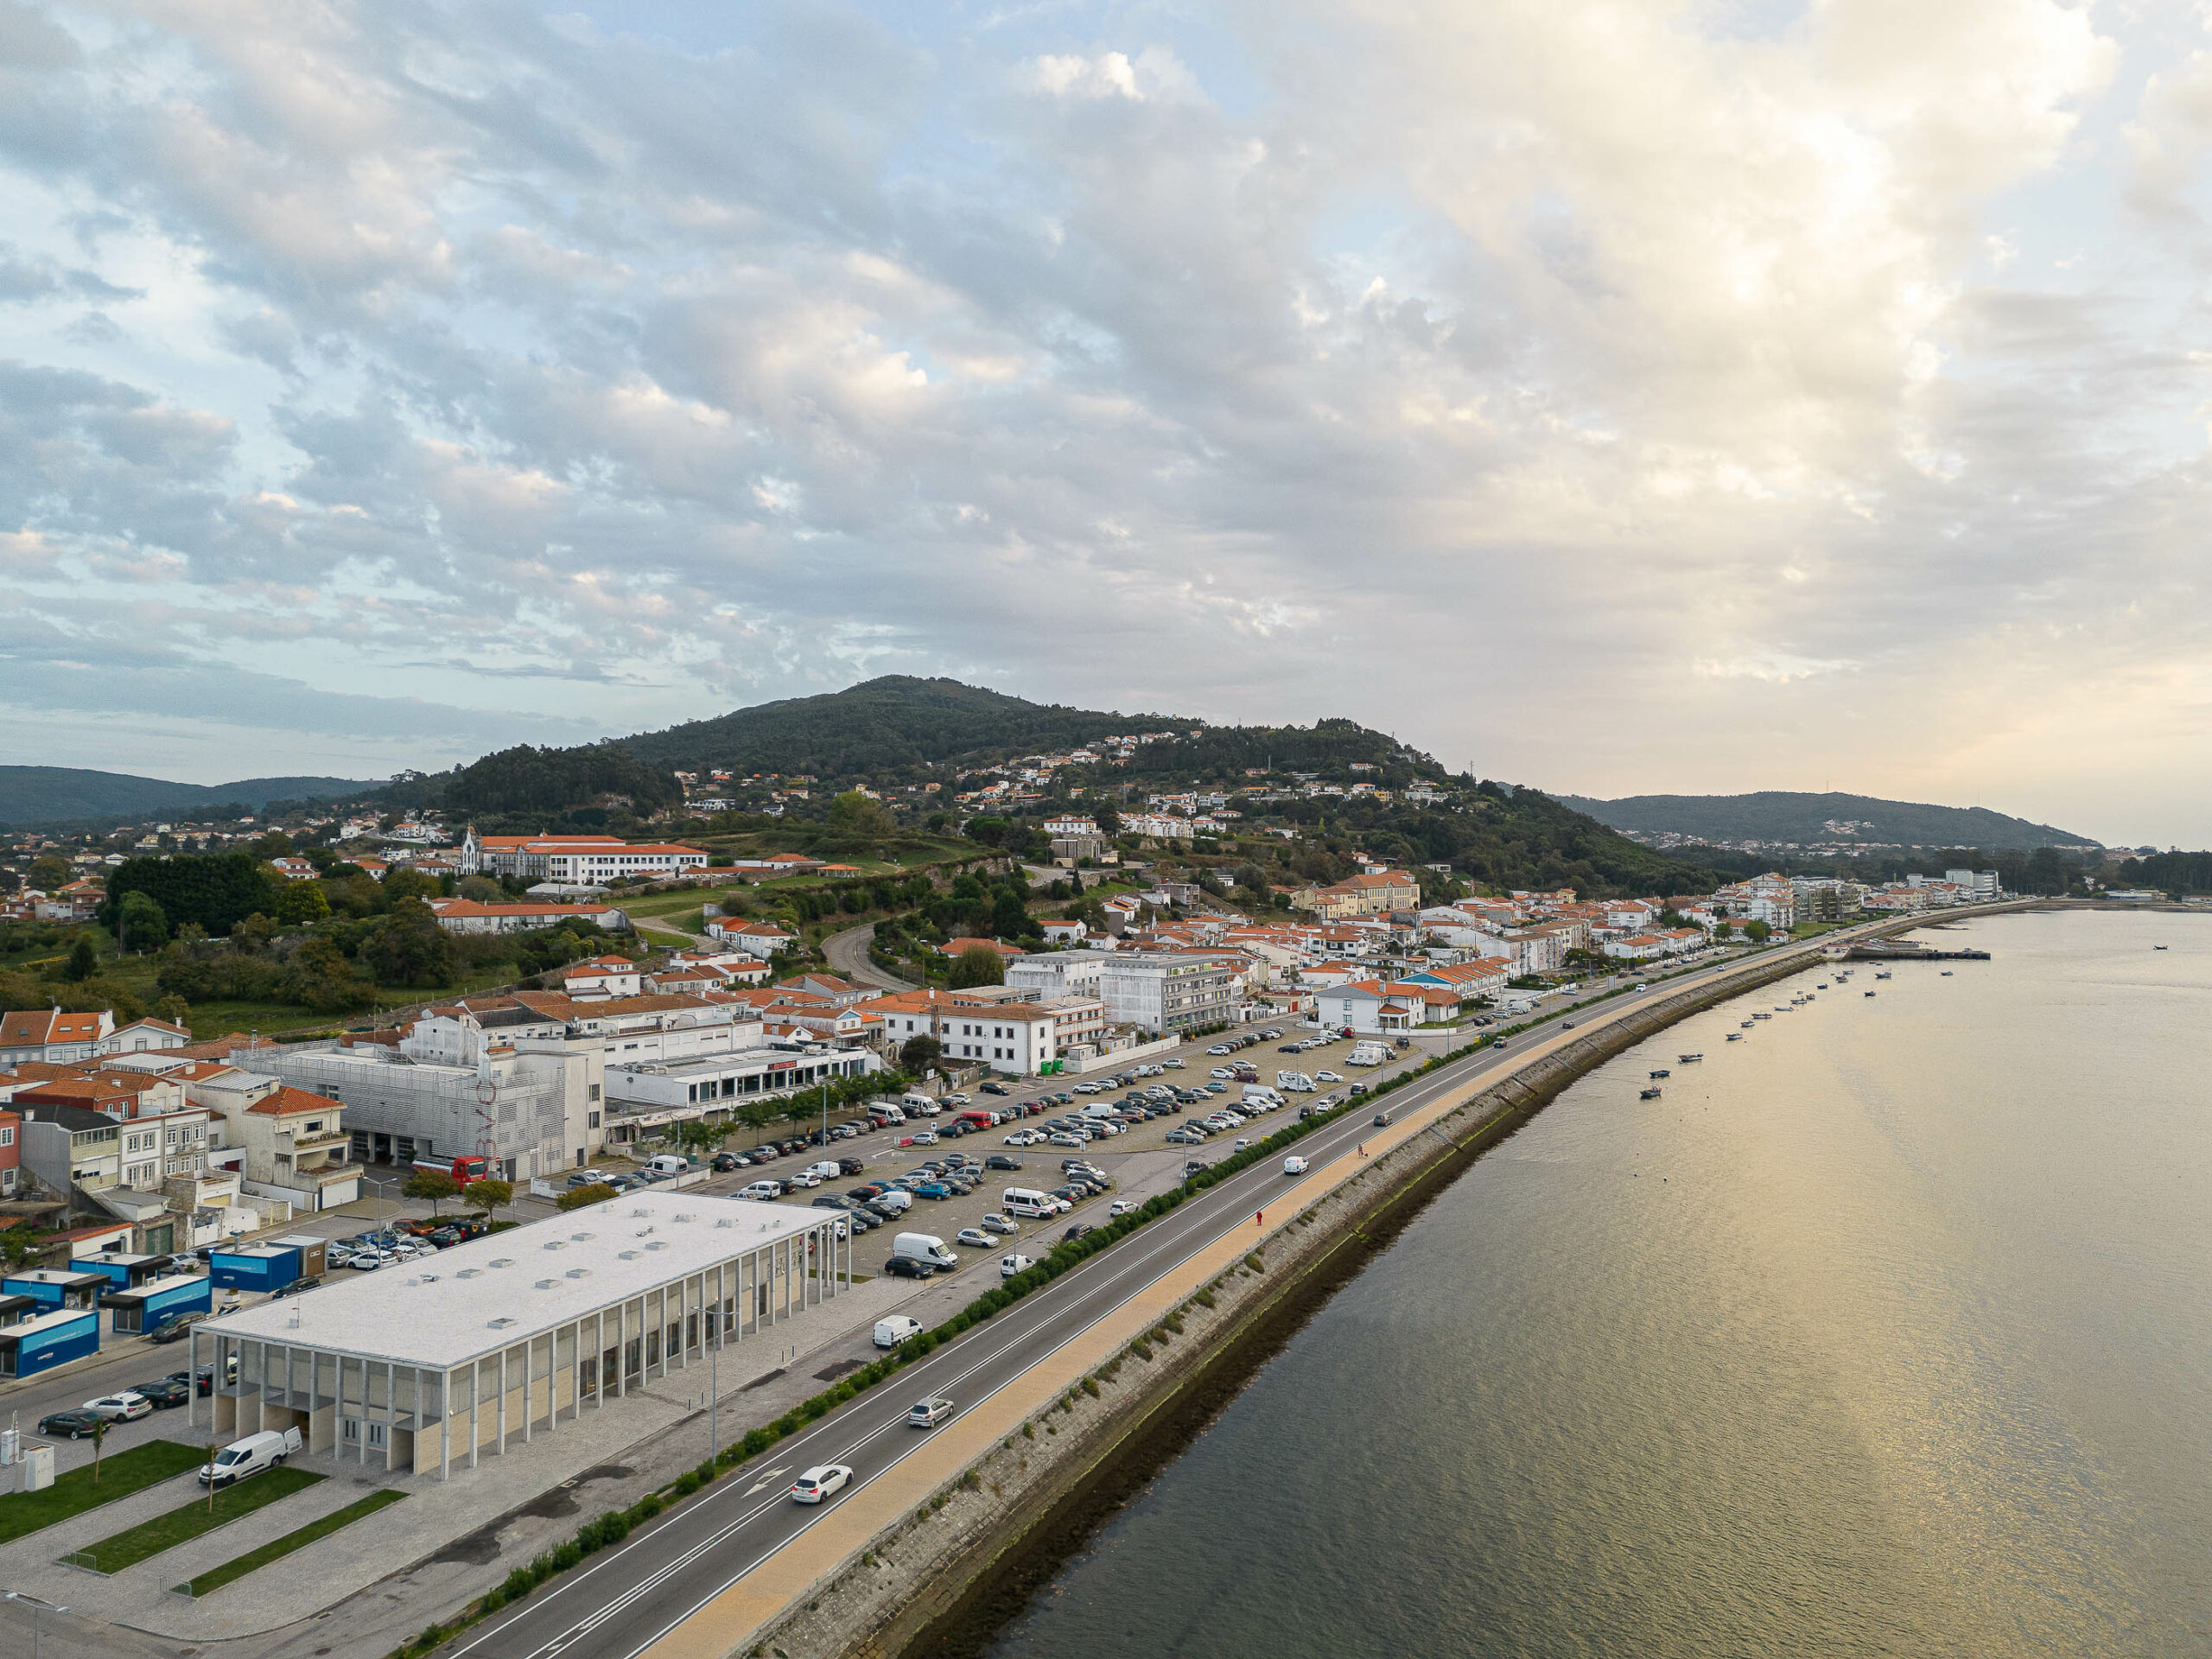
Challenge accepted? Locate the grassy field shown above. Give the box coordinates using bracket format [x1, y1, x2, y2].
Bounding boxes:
[175, 1487, 405, 1598]
[74, 1465, 324, 1573]
[0, 1441, 206, 1546]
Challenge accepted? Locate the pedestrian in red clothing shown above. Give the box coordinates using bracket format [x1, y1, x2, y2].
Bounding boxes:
[1255, 1210, 1262, 1227]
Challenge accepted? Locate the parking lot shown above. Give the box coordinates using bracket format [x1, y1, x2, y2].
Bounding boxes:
[671, 1025, 1436, 1282]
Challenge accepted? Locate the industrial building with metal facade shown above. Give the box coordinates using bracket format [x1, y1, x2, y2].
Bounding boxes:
[188, 1192, 852, 1478]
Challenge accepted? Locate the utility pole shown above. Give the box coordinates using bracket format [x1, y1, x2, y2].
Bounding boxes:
[4, 1592, 67, 1659]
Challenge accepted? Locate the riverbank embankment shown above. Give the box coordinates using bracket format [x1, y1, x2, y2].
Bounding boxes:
[681, 915, 2009, 1659]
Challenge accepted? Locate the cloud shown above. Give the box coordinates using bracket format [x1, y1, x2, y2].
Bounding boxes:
[0, 0, 2202, 837]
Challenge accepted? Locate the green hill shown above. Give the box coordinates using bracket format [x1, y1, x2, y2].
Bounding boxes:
[0, 767, 379, 828]
[621, 677, 1184, 777]
[1559, 791, 2098, 851]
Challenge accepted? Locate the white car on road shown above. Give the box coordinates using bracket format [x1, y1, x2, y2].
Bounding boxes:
[791, 1465, 854, 1503]
[83, 1392, 152, 1422]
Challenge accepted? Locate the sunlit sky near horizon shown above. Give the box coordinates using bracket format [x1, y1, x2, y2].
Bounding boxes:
[4, 0, 2212, 844]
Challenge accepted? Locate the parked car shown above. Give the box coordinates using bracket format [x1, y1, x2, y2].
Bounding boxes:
[874, 1315, 925, 1348]
[740, 1179, 784, 1201]
[984, 1154, 1022, 1171]
[981, 1212, 1017, 1235]
[83, 1391, 154, 1422]
[955, 1228, 995, 1248]
[711, 1152, 743, 1172]
[1061, 1224, 1096, 1243]
[790, 1465, 854, 1504]
[1001, 1253, 1034, 1277]
[883, 1255, 934, 1280]
[38, 1408, 106, 1440]
[908, 1396, 956, 1428]
[148, 1310, 206, 1344]
[131, 1376, 192, 1409]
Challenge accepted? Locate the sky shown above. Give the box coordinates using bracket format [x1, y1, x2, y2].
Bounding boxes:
[1, 0, 2209, 844]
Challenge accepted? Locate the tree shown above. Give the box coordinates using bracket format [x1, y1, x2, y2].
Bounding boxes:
[365, 898, 454, 988]
[231, 912, 278, 951]
[287, 937, 373, 1012]
[899, 1033, 944, 1074]
[117, 890, 169, 950]
[558, 1183, 617, 1211]
[404, 1168, 460, 1214]
[990, 887, 1030, 939]
[948, 945, 1005, 988]
[1743, 918, 1771, 943]
[826, 790, 897, 842]
[28, 855, 68, 892]
[1713, 918, 1733, 939]
[90, 1414, 108, 1484]
[60, 935, 99, 981]
[382, 868, 442, 905]
[467, 1178, 515, 1222]
[273, 881, 332, 925]
[154, 994, 191, 1027]
[102, 851, 280, 938]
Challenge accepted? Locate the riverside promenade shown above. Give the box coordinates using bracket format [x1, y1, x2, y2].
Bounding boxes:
[579, 906, 2031, 1659]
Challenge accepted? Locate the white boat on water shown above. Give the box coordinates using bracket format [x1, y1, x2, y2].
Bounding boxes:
[1726, 1032, 1744, 1041]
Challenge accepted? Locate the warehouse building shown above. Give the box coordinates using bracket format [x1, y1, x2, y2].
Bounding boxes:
[188, 1192, 850, 1478]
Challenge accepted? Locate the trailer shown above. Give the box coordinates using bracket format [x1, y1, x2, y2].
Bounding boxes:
[0, 1307, 99, 1378]
[104, 1272, 214, 1336]
[209, 1243, 302, 1294]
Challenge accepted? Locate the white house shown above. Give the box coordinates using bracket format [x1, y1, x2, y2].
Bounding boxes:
[704, 918, 798, 960]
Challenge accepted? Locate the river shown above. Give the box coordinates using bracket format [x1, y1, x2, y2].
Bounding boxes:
[977, 910, 2212, 1658]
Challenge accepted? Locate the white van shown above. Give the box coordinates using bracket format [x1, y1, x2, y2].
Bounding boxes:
[1274, 1071, 1314, 1093]
[199, 1427, 302, 1487]
[1346, 1042, 1389, 1068]
[1283, 1154, 1309, 1175]
[893, 1232, 958, 1269]
[645, 1154, 690, 1176]
[739, 1179, 784, 1201]
[1242, 1084, 1286, 1110]
[1001, 1186, 1065, 1218]
[1001, 1253, 1034, 1278]
[874, 1316, 924, 1349]
[899, 1091, 940, 1116]
[869, 1103, 906, 1126]
[804, 1160, 842, 1181]
[869, 1189, 914, 1215]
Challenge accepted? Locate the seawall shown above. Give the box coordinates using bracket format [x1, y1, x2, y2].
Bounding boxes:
[680, 908, 2034, 1659]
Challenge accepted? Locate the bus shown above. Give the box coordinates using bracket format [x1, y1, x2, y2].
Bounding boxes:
[413, 1154, 492, 1186]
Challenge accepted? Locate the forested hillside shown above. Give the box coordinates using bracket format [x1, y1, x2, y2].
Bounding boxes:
[1561, 790, 2097, 850]
[0, 766, 377, 827]
[623, 677, 1180, 775]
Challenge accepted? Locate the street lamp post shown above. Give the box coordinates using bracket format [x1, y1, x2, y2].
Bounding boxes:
[5, 1591, 67, 1659]
[365, 1174, 397, 1224]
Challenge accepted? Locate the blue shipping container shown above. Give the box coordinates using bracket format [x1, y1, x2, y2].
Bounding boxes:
[0, 1308, 99, 1377]
[2, 1270, 107, 1309]
[106, 1274, 213, 1335]
[209, 1246, 301, 1294]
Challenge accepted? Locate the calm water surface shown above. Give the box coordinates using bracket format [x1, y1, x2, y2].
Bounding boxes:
[982, 911, 2212, 1658]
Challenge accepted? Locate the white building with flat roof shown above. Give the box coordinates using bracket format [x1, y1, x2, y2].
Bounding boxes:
[190, 1191, 849, 1479]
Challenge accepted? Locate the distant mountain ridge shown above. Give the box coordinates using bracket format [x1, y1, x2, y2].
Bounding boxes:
[0, 766, 380, 828]
[1560, 791, 2099, 851]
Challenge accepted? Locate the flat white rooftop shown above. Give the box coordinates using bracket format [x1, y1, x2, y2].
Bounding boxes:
[213, 1191, 826, 1369]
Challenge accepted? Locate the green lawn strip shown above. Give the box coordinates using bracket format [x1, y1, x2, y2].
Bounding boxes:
[177, 1488, 405, 1598]
[0, 1441, 207, 1546]
[76, 1467, 323, 1573]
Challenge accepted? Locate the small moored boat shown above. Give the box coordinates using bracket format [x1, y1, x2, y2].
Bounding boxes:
[1649, 1068, 1671, 1078]
[1726, 1032, 1744, 1041]
[1639, 1086, 1662, 1099]
[1678, 1052, 1702, 1063]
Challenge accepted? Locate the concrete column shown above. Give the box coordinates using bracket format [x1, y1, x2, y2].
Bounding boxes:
[467, 1359, 479, 1469]
[523, 1338, 532, 1444]
[616, 1300, 626, 1398]
[186, 1325, 199, 1433]
[594, 1310, 605, 1408]
[496, 1344, 507, 1455]
[411, 1365, 423, 1472]
[385, 1361, 398, 1472]
[439, 1367, 450, 1480]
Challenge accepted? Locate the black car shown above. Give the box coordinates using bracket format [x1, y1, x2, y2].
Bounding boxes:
[980, 1081, 1009, 1096]
[838, 1156, 865, 1175]
[148, 1311, 205, 1344]
[271, 1276, 321, 1299]
[38, 1408, 105, 1440]
[883, 1256, 934, 1280]
[1372, 1113, 1390, 1128]
[132, 1377, 192, 1409]
[711, 1152, 743, 1172]
[811, 1193, 855, 1210]
[1061, 1224, 1095, 1243]
[985, 1155, 1021, 1171]
[1183, 1160, 1211, 1178]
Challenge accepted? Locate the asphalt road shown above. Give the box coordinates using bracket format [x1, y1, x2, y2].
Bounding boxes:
[820, 922, 915, 990]
[444, 932, 1889, 1659]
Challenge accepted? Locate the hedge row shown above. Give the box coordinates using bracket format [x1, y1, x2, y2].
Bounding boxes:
[391, 1040, 1485, 1659]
